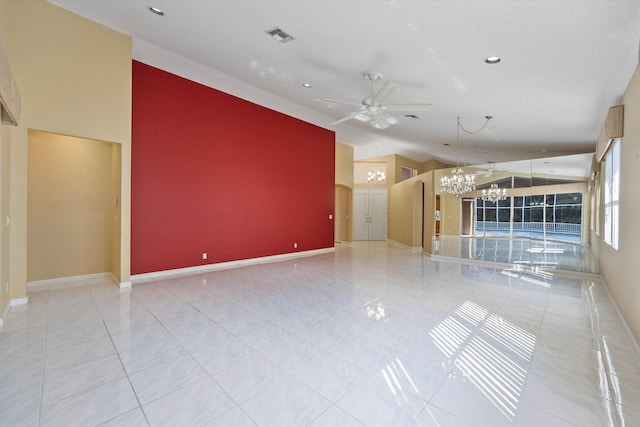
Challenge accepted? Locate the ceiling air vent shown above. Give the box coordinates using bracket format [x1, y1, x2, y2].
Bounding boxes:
[265, 27, 294, 43]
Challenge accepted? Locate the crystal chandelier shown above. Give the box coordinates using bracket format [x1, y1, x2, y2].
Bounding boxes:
[440, 116, 491, 196]
[440, 167, 475, 195]
[480, 163, 507, 202]
[367, 167, 386, 183]
[481, 183, 508, 203]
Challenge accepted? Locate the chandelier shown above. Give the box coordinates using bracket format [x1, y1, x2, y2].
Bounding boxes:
[440, 167, 475, 195]
[440, 116, 492, 196]
[367, 167, 386, 183]
[480, 163, 507, 202]
[481, 183, 508, 203]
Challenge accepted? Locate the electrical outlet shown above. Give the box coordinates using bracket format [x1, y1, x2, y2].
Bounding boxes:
[294, 243, 298, 248]
[202, 252, 207, 260]
[329, 214, 333, 219]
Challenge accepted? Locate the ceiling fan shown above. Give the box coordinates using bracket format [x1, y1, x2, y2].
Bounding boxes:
[473, 162, 510, 177]
[322, 72, 432, 129]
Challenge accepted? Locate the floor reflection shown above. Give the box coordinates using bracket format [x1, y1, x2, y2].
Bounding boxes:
[429, 300, 536, 422]
[432, 235, 598, 274]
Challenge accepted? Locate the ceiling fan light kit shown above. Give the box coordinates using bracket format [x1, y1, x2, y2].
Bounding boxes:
[325, 71, 431, 129]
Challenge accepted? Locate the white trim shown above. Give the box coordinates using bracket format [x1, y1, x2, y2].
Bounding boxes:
[131, 248, 335, 284]
[28, 272, 116, 290]
[10, 296, 28, 306]
[387, 239, 423, 252]
[131, 39, 408, 163]
[108, 273, 131, 290]
[600, 278, 640, 358]
[0, 301, 10, 327]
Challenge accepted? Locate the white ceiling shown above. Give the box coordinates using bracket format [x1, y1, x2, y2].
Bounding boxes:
[49, 0, 640, 176]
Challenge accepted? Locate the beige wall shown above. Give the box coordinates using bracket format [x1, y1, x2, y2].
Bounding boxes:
[599, 64, 640, 345]
[422, 159, 450, 173]
[388, 178, 413, 246]
[388, 170, 435, 249]
[27, 131, 118, 281]
[393, 155, 422, 182]
[358, 154, 427, 186]
[1, 0, 132, 315]
[1, 120, 9, 316]
[439, 193, 463, 236]
[335, 141, 354, 242]
[1, 1, 13, 315]
[335, 141, 354, 189]
[111, 144, 122, 282]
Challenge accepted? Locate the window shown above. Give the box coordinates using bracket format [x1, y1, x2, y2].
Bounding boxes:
[603, 138, 620, 249]
[476, 192, 583, 239]
[401, 166, 418, 181]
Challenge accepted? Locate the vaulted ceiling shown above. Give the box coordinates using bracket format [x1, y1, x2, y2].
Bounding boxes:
[50, 0, 640, 176]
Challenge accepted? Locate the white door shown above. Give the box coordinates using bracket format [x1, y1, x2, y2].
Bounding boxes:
[354, 189, 387, 240]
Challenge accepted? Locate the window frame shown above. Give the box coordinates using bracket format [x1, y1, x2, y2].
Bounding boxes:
[603, 138, 621, 250]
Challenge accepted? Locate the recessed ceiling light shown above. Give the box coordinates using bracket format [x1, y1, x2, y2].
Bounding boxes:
[302, 83, 311, 88]
[485, 56, 501, 64]
[148, 6, 164, 16]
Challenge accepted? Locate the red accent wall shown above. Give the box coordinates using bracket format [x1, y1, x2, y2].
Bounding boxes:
[131, 61, 335, 275]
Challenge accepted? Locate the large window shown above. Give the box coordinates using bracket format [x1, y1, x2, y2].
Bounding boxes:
[475, 192, 583, 240]
[603, 138, 620, 249]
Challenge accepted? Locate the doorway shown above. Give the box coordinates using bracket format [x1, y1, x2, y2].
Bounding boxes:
[334, 185, 352, 243]
[354, 188, 387, 240]
[461, 198, 474, 236]
[27, 130, 121, 282]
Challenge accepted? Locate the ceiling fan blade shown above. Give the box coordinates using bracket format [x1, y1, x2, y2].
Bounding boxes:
[320, 98, 363, 108]
[371, 81, 398, 105]
[369, 109, 390, 129]
[383, 103, 432, 112]
[331, 111, 362, 125]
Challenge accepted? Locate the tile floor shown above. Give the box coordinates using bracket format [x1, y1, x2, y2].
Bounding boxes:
[1, 241, 639, 426]
[432, 236, 599, 274]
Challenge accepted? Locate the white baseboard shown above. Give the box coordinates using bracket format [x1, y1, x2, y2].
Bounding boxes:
[10, 296, 28, 306]
[119, 281, 132, 289]
[28, 272, 120, 290]
[0, 301, 10, 327]
[0, 296, 28, 327]
[600, 278, 640, 359]
[387, 239, 423, 252]
[131, 247, 335, 284]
